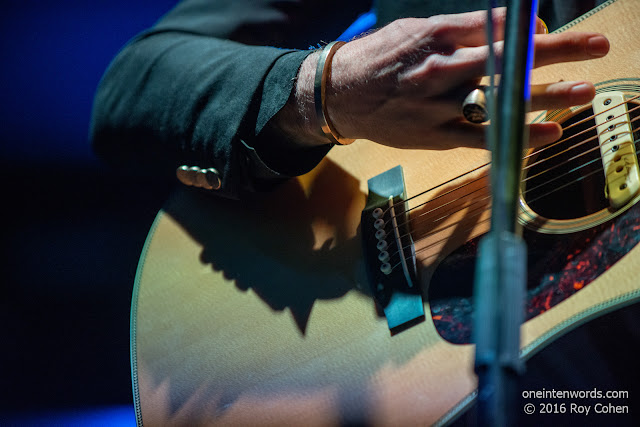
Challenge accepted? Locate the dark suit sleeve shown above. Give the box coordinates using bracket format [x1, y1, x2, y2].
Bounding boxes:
[90, 0, 369, 199]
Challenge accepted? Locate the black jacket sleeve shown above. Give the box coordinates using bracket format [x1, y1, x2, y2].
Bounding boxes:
[90, 0, 370, 199]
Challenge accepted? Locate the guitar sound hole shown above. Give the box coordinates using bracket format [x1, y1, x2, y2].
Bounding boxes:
[523, 108, 606, 219]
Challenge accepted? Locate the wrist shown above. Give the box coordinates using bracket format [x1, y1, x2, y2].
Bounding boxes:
[314, 42, 355, 145]
[270, 51, 330, 149]
[322, 41, 363, 144]
[271, 43, 360, 148]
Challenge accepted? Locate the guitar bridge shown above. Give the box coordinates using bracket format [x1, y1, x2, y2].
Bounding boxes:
[361, 166, 425, 333]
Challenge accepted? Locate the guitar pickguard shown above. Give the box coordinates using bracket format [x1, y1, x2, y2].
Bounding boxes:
[429, 198, 640, 344]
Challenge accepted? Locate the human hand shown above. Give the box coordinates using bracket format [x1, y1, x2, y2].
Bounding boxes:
[318, 8, 609, 150]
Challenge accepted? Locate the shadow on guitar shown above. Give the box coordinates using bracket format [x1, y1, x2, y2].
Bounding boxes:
[159, 157, 494, 337]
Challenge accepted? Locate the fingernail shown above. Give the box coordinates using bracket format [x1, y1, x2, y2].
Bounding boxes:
[570, 82, 591, 94]
[537, 18, 548, 34]
[570, 82, 594, 103]
[587, 35, 609, 57]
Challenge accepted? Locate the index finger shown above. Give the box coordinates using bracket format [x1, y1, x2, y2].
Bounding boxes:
[431, 7, 547, 48]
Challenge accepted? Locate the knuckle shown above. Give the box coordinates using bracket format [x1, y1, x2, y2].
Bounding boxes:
[421, 55, 445, 80]
[389, 17, 420, 33]
[494, 7, 508, 23]
[426, 14, 451, 39]
[403, 54, 444, 89]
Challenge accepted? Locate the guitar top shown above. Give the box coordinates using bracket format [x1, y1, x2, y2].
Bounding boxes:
[131, 0, 640, 425]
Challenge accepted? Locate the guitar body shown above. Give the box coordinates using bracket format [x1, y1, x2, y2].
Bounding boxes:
[131, 1, 640, 425]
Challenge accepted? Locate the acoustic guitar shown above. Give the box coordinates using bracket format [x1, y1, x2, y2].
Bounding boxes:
[131, 0, 640, 424]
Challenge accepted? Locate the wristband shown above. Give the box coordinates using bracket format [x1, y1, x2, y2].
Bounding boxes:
[314, 41, 355, 145]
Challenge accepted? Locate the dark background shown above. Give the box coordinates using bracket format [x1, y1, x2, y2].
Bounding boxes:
[1, 1, 176, 422]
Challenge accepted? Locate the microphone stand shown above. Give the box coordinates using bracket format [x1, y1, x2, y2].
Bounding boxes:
[473, 0, 537, 425]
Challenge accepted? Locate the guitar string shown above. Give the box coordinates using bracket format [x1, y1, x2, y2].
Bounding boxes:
[388, 138, 640, 272]
[383, 134, 640, 272]
[521, 121, 637, 183]
[391, 165, 609, 267]
[382, 186, 491, 254]
[381, 192, 493, 265]
[397, 175, 489, 229]
[383, 190, 492, 254]
[372, 96, 640, 271]
[390, 162, 574, 256]
[386, 204, 492, 265]
[384, 109, 640, 233]
[393, 216, 494, 267]
[383, 102, 640, 246]
[387, 159, 633, 272]
[385, 95, 640, 270]
[389, 135, 640, 257]
[523, 102, 640, 171]
[523, 164, 605, 205]
[383, 96, 640, 221]
[384, 136, 637, 257]
[384, 194, 492, 256]
[520, 155, 601, 195]
[387, 117, 640, 238]
[523, 93, 640, 162]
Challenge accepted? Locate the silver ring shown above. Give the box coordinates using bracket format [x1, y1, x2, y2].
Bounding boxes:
[462, 86, 491, 124]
